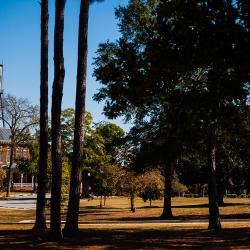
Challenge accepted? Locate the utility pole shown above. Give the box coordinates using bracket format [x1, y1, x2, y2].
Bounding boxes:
[0, 64, 5, 128]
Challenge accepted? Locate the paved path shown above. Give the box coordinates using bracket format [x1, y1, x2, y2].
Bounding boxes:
[17, 218, 250, 226]
[0, 194, 49, 210]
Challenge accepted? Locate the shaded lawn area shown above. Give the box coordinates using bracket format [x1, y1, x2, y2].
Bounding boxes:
[0, 226, 250, 249]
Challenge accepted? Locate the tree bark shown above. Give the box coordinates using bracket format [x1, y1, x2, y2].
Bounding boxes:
[50, 0, 65, 240]
[104, 195, 107, 207]
[218, 187, 224, 206]
[6, 145, 14, 197]
[207, 130, 221, 230]
[161, 161, 173, 219]
[33, 0, 48, 231]
[82, 171, 89, 198]
[63, 0, 89, 235]
[130, 192, 135, 212]
[100, 195, 103, 209]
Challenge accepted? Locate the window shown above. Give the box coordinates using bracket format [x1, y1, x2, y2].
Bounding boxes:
[16, 147, 21, 158]
[0, 146, 2, 162]
[7, 148, 10, 162]
[23, 148, 28, 158]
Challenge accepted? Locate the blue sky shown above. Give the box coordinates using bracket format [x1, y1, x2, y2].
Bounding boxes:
[0, 0, 130, 131]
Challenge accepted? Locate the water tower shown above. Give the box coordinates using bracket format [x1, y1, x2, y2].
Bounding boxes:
[0, 64, 5, 127]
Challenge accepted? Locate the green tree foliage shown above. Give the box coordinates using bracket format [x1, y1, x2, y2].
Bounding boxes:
[93, 0, 250, 228]
[16, 158, 37, 177]
[15, 139, 39, 178]
[61, 109, 93, 156]
[156, 2, 250, 229]
[95, 122, 125, 163]
[82, 120, 125, 200]
[93, 0, 195, 219]
[47, 152, 71, 199]
[59, 108, 126, 204]
[61, 108, 75, 155]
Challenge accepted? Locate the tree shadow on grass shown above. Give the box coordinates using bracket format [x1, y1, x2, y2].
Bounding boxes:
[0, 228, 250, 249]
[95, 212, 250, 222]
[221, 213, 250, 219]
[116, 214, 250, 221]
[173, 202, 250, 208]
[77, 202, 250, 221]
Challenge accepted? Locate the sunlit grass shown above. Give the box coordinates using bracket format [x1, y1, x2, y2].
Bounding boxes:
[0, 196, 249, 224]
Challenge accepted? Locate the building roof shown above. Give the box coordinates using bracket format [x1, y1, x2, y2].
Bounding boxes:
[0, 128, 11, 144]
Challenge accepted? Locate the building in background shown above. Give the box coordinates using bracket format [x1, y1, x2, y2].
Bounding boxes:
[0, 128, 34, 190]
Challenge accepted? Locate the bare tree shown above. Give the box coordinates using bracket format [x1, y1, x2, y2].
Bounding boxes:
[33, 0, 49, 231]
[50, 0, 65, 240]
[2, 94, 38, 197]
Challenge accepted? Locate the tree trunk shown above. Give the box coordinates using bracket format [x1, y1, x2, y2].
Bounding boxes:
[82, 171, 89, 198]
[150, 199, 152, 207]
[161, 161, 173, 219]
[130, 192, 135, 212]
[33, 0, 48, 231]
[100, 195, 103, 209]
[50, 0, 65, 241]
[218, 187, 224, 206]
[6, 145, 14, 197]
[104, 195, 107, 207]
[207, 130, 221, 230]
[63, 0, 89, 236]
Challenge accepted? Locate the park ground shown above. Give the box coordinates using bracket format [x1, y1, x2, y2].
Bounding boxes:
[0, 195, 249, 249]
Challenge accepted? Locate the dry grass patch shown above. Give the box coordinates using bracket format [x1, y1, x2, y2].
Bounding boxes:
[0, 196, 249, 223]
[0, 209, 35, 223]
[77, 196, 250, 221]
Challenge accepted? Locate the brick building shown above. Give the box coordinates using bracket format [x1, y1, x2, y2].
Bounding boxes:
[0, 128, 34, 190]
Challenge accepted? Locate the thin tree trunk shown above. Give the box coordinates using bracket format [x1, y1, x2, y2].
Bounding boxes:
[33, 176, 37, 192]
[161, 161, 173, 219]
[130, 192, 135, 212]
[50, 0, 65, 240]
[82, 171, 89, 198]
[6, 145, 14, 197]
[33, 0, 48, 231]
[104, 195, 106, 207]
[218, 187, 224, 206]
[63, 0, 89, 235]
[207, 130, 221, 230]
[100, 195, 103, 209]
[150, 199, 152, 207]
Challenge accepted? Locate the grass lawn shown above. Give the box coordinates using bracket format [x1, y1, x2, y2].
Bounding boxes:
[0, 195, 249, 249]
[76, 196, 250, 221]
